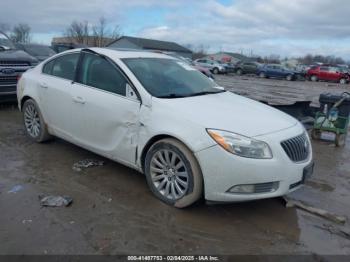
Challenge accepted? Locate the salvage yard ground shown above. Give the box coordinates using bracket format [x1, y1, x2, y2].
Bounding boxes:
[215, 74, 350, 106]
[0, 75, 350, 256]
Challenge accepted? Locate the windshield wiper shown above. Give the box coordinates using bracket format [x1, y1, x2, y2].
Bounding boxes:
[157, 94, 187, 98]
[186, 90, 226, 97]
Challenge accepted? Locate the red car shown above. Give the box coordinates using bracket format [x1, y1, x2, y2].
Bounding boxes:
[306, 66, 349, 84]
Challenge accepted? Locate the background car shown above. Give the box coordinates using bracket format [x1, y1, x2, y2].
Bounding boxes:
[257, 64, 298, 81]
[306, 65, 349, 84]
[0, 32, 38, 102]
[15, 43, 56, 62]
[234, 61, 261, 75]
[193, 59, 226, 74]
[218, 61, 235, 73]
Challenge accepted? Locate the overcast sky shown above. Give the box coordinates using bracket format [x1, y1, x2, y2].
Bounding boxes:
[1, 0, 350, 59]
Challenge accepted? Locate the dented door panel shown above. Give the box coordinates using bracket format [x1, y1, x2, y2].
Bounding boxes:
[70, 82, 141, 166]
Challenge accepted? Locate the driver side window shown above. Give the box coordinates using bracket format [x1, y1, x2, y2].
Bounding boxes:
[77, 52, 127, 96]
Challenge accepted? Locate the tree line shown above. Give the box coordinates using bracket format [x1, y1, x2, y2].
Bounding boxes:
[0, 17, 121, 47]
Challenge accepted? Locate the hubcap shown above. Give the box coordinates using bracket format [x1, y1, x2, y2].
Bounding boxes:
[150, 149, 189, 200]
[24, 103, 41, 138]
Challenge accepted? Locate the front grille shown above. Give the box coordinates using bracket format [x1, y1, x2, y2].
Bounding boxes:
[254, 182, 279, 193]
[281, 133, 309, 162]
[0, 61, 30, 67]
[0, 76, 17, 84]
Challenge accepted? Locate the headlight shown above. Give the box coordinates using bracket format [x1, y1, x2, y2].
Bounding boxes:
[206, 129, 273, 159]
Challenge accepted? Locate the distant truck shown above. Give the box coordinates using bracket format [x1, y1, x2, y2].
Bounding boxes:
[0, 32, 38, 102]
[15, 43, 56, 62]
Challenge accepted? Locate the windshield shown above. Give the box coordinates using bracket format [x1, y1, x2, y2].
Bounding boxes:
[123, 58, 223, 98]
[0, 34, 15, 49]
[24, 45, 56, 56]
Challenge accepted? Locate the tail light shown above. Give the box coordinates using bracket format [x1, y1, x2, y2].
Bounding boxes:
[17, 74, 22, 81]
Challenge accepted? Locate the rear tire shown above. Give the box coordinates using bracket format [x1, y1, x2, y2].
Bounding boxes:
[144, 138, 203, 208]
[236, 69, 243, 75]
[339, 78, 347, 84]
[286, 74, 293, 81]
[335, 134, 347, 147]
[310, 75, 318, 82]
[259, 72, 266, 78]
[22, 99, 51, 143]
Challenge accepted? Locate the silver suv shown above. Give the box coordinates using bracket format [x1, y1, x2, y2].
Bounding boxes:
[193, 59, 226, 74]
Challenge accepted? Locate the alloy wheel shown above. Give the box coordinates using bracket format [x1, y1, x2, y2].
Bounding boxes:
[150, 149, 189, 200]
[24, 103, 41, 138]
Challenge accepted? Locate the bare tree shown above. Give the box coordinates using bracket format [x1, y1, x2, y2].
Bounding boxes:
[92, 17, 121, 47]
[11, 23, 31, 43]
[64, 17, 121, 47]
[0, 23, 11, 39]
[65, 20, 89, 45]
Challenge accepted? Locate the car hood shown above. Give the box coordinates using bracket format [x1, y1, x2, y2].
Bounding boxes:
[0, 49, 38, 63]
[156, 91, 298, 137]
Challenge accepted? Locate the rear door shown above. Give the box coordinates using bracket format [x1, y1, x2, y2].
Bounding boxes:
[328, 67, 341, 81]
[70, 51, 141, 165]
[40, 52, 80, 139]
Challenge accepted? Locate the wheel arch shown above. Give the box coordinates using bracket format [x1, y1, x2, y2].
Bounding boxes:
[20, 95, 34, 111]
[139, 134, 197, 173]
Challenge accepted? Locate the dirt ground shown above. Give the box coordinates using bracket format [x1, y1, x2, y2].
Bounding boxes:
[0, 77, 350, 256]
[215, 74, 350, 106]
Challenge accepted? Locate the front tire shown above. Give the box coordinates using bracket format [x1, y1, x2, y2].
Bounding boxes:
[310, 75, 318, 82]
[22, 99, 51, 143]
[212, 68, 219, 74]
[144, 138, 203, 208]
[236, 69, 243, 75]
[286, 74, 293, 81]
[259, 72, 266, 78]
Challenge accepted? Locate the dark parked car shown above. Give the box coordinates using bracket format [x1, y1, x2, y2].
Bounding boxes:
[257, 64, 298, 81]
[234, 61, 261, 75]
[51, 43, 87, 53]
[0, 33, 38, 101]
[306, 66, 349, 84]
[15, 43, 56, 62]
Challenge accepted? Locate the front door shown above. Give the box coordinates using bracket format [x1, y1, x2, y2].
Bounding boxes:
[71, 51, 141, 165]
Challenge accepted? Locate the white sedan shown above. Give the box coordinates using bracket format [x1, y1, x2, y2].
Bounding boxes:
[17, 48, 313, 208]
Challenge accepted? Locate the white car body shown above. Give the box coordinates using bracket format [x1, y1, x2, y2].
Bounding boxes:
[17, 48, 313, 204]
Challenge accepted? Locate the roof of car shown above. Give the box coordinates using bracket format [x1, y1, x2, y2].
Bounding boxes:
[61, 47, 175, 60]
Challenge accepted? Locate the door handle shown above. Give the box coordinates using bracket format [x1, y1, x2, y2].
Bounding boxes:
[39, 82, 48, 89]
[73, 96, 86, 104]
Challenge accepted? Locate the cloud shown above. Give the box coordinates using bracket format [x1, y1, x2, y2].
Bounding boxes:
[1, 0, 350, 58]
[138, 0, 350, 58]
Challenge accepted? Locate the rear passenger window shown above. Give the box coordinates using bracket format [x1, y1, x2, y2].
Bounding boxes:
[42, 60, 54, 75]
[77, 53, 127, 96]
[51, 53, 80, 81]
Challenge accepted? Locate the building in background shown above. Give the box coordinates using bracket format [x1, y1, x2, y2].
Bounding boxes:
[51, 36, 115, 52]
[107, 36, 193, 59]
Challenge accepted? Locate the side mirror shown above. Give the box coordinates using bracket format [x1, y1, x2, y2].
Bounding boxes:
[126, 83, 139, 101]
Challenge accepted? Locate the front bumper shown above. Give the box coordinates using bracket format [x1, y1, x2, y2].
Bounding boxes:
[195, 124, 313, 202]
